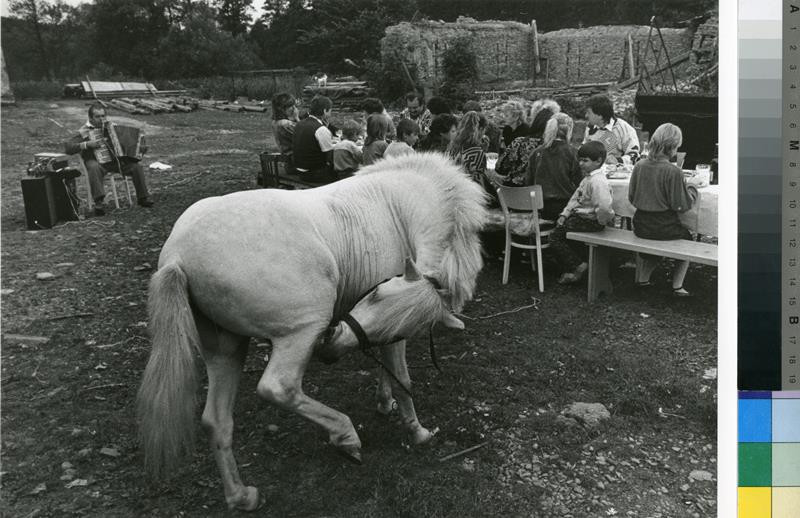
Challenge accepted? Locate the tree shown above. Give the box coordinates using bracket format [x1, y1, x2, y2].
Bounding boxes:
[440, 35, 478, 103]
[295, 0, 416, 68]
[251, 0, 416, 70]
[154, 3, 261, 77]
[9, 0, 53, 79]
[88, 0, 172, 77]
[215, 0, 253, 35]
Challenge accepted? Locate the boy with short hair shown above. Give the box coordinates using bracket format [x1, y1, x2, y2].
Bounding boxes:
[549, 140, 615, 284]
[332, 119, 363, 178]
[384, 119, 419, 158]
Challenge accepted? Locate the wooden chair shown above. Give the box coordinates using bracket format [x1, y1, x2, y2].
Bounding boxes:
[258, 152, 285, 188]
[496, 185, 553, 292]
[76, 155, 133, 211]
[258, 152, 322, 190]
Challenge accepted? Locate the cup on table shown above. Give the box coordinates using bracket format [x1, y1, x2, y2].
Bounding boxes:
[695, 164, 711, 187]
[486, 152, 498, 170]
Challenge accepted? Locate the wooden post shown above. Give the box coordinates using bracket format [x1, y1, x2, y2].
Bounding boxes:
[393, 49, 418, 93]
[531, 20, 541, 75]
[627, 34, 636, 80]
[85, 76, 107, 108]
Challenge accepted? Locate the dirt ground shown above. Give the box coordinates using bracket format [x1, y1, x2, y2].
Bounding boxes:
[1, 100, 717, 517]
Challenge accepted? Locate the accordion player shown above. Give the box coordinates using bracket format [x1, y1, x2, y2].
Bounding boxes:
[78, 121, 145, 164]
[64, 103, 154, 214]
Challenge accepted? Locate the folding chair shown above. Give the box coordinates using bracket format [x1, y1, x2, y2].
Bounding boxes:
[77, 155, 133, 211]
[496, 184, 553, 292]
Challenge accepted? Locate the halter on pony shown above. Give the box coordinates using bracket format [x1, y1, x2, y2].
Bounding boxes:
[333, 274, 447, 398]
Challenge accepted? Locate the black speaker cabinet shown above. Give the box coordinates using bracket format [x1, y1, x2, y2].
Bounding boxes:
[49, 169, 80, 222]
[21, 176, 58, 230]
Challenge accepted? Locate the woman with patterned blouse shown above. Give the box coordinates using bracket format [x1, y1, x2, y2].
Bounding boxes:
[447, 111, 497, 203]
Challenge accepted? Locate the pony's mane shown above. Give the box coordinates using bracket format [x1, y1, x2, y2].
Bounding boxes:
[356, 152, 488, 312]
[372, 281, 449, 342]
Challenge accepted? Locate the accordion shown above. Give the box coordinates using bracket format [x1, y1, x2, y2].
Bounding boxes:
[82, 123, 145, 164]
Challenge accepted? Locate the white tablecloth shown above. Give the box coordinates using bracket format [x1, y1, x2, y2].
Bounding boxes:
[608, 178, 719, 236]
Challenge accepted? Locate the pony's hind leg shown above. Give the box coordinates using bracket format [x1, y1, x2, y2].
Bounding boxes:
[257, 327, 363, 463]
[380, 340, 436, 445]
[196, 313, 261, 511]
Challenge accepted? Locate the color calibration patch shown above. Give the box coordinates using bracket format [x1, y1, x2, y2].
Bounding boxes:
[738, 391, 800, 517]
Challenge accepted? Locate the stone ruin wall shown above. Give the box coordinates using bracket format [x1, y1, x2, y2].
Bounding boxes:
[382, 20, 533, 90]
[381, 18, 694, 89]
[539, 26, 693, 85]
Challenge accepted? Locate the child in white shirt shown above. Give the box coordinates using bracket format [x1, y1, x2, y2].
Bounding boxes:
[384, 119, 419, 159]
[332, 120, 363, 178]
[550, 140, 615, 284]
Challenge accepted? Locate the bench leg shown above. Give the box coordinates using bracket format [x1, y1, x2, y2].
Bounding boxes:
[587, 245, 613, 302]
[635, 253, 644, 283]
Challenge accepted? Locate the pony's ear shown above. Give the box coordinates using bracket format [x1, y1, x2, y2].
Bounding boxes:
[440, 312, 465, 330]
[404, 257, 421, 281]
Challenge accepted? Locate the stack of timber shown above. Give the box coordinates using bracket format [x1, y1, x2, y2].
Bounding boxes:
[196, 99, 268, 113]
[106, 95, 202, 115]
[301, 81, 374, 111]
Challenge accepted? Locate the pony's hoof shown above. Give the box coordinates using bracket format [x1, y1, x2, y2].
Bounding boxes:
[226, 486, 262, 511]
[376, 398, 398, 416]
[409, 426, 439, 446]
[333, 443, 363, 465]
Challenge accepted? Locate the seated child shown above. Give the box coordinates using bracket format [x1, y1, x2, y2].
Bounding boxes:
[384, 119, 419, 158]
[629, 122, 696, 296]
[332, 119, 363, 178]
[549, 140, 615, 284]
[362, 114, 389, 166]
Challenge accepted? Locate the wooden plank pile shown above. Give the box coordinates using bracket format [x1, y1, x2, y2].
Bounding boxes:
[78, 80, 189, 98]
[196, 99, 268, 113]
[106, 96, 201, 115]
[301, 81, 374, 111]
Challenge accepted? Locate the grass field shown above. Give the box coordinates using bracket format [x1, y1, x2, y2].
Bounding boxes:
[1, 100, 717, 517]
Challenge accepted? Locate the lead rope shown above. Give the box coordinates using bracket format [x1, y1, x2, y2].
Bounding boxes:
[429, 323, 442, 373]
[342, 314, 414, 399]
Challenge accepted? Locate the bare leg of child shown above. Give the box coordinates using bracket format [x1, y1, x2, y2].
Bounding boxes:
[671, 260, 691, 296]
[636, 254, 659, 285]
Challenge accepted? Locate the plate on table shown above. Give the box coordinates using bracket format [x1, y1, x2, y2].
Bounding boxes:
[605, 164, 632, 179]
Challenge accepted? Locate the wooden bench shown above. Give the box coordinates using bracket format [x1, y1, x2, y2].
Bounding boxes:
[566, 227, 718, 302]
[258, 152, 323, 190]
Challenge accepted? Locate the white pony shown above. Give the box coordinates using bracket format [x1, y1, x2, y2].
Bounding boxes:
[137, 153, 488, 511]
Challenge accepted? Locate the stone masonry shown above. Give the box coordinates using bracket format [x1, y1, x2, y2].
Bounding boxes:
[381, 17, 694, 89]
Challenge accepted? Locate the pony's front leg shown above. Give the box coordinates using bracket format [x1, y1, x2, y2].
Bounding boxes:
[375, 367, 397, 416]
[196, 319, 262, 512]
[257, 329, 363, 463]
[380, 340, 436, 446]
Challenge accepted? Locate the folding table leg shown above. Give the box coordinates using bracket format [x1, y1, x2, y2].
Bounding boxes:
[587, 245, 613, 302]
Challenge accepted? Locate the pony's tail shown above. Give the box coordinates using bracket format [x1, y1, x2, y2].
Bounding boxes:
[136, 261, 201, 478]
